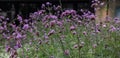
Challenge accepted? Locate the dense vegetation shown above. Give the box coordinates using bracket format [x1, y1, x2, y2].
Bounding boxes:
[0, 0, 120, 58]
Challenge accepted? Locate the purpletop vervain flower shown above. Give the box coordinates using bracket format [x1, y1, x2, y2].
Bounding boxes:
[17, 15, 22, 22]
[48, 29, 55, 36]
[6, 45, 11, 52]
[16, 33, 22, 39]
[64, 49, 70, 55]
[49, 20, 57, 27]
[41, 4, 45, 9]
[46, 2, 52, 6]
[70, 25, 76, 31]
[22, 24, 29, 30]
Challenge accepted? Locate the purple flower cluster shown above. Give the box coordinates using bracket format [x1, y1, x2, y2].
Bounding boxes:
[0, 1, 120, 58]
[0, 14, 36, 57]
[91, 0, 104, 10]
[61, 10, 77, 18]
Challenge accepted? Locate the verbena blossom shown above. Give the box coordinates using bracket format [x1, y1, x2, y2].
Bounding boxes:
[64, 49, 70, 55]
[22, 24, 29, 30]
[70, 25, 76, 31]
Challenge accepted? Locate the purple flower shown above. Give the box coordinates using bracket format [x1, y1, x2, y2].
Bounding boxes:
[61, 10, 77, 18]
[114, 17, 120, 24]
[44, 33, 49, 40]
[22, 24, 29, 30]
[70, 10, 76, 15]
[93, 44, 97, 48]
[100, 2, 104, 6]
[49, 20, 57, 27]
[89, 14, 96, 20]
[49, 15, 58, 20]
[16, 40, 22, 48]
[48, 29, 55, 36]
[73, 44, 78, 48]
[2, 33, 7, 38]
[17, 15, 22, 22]
[109, 25, 116, 32]
[0, 16, 5, 19]
[70, 25, 76, 31]
[55, 5, 61, 11]
[0, 26, 4, 30]
[64, 49, 70, 55]
[41, 4, 45, 9]
[16, 33, 22, 39]
[83, 31, 87, 36]
[46, 2, 52, 6]
[102, 24, 107, 28]
[57, 21, 63, 26]
[14, 45, 19, 50]
[6, 45, 11, 52]
[38, 10, 45, 15]
[24, 19, 29, 23]
[72, 31, 77, 35]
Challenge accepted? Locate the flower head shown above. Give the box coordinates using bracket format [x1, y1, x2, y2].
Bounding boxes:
[64, 49, 70, 55]
[48, 29, 55, 36]
[22, 24, 29, 30]
[70, 25, 76, 31]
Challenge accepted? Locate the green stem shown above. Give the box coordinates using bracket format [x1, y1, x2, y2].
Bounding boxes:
[59, 0, 63, 11]
[77, 36, 80, 58]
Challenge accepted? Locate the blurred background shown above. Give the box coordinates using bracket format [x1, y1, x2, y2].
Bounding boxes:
[0, 0, 119, 22]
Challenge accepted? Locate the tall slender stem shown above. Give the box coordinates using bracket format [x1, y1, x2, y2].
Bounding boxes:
[106, 0, 109, 16]
[59, 0, 63, 11]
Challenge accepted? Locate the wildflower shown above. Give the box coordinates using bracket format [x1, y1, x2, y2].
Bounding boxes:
[57, 21, 63, 26]
[72, 31, 77, 35]
[102, 24, 106, 28]
[114, 17, 119, 21]
[70, 10, 76, 15]
[83, 31, 87, 36]
[49, 15, 58, 20]
[114, 17, 120, 24]
[16, 33, 22, 39]
[45, 23, 49, 28]
[70, 25, 76, 31]
[6, 45, 11, 52]
[60, 35, 66, 39]
[50, 56, 54, 58]
[44, 34, 49, 40]
[24, 19, 29, 23]
[14, 45, 19, 50]
[0, 16, 5, 19]
[22, 24, 29, 30]
[38, 10, 45, 15]
[81, 42, 85, 46]
[64, 49, 70, 55]
[10, 49, 18, 58]
[16, 40, 22, 48]
[89, 14, 96, 20]
[0, 26, 4, 30]
[38, 39, 42, 44]
[29, 40, 32, 45]
[55, 5, 61, 11]
[93, 44, 97, 48]
[48, 30, 55, 36]
[100, 2, 104, 6]
[46, 2, 52, 6]
[41, 4, 45, 9]
[73, 44, 78, 48]
[109, 25, 116, 32]
[17, 15, 22, 22]
[49, 20, 57, 27]
[105, 16, 111, 22]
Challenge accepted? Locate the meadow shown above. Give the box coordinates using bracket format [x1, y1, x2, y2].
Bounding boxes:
[0, 1, 120, 58]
